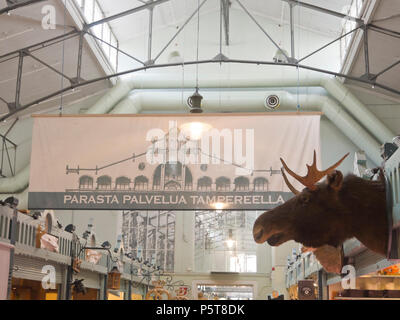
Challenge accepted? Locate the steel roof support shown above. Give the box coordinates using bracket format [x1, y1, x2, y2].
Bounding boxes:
[0, 118, 18, 178]
[236, 0, 292, 63]
[0, 29, 79, 63]
[76, 31, 84, 84]
[14, 51, 25, 111]
[27, 51, 73, 83]
[218, 0, 223, 56]
[3, 57, 400, 122]
[84, 30, 145, 65]
[298, 25, 362, 63]
[85, 0, 171, 30]
[281, 0, 363, 24]
[153, 0, 208, 63]
[146, 2, 154, 65]
[362, 24, 373, 79]
[369, 24, 400, 39]
[0, 96, 8, 105]
[221, 0, 230, 46]
[371, 59, 400, 81]
[215, 0, 229, 60]
[289, 1, 295, 60]
[1, 118, 18, 147]
[0, 0, 46, 15]
[3, 137, 15, 176]
[1, 1, 400, 120]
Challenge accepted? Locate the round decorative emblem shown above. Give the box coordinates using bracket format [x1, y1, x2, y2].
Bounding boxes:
[200, 164, 208, 171]
[265, 94, 280, 110]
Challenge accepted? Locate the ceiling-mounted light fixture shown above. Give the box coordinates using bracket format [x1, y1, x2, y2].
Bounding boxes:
[187, 87, 203, 113]
[273, 48, 290, 63]
[168, 50, 183, 64]
[187, 0, 203, 114]
[180, 121, 212, 141]
[213, 202, 225, 213]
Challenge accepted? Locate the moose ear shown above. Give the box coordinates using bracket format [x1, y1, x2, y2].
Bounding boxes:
[327, 170, 343, 191]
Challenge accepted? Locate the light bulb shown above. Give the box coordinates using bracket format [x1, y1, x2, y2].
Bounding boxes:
[214, 202, 225, 213]
[180, 122, 212, 141]
[226, 239, 235, 248]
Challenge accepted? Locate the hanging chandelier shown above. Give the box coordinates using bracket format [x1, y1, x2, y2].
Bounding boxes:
[187, 87, 203, 113]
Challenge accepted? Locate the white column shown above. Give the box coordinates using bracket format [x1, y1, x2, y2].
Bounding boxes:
[174, 211, 195, 273]
[256, 243, 271, 273]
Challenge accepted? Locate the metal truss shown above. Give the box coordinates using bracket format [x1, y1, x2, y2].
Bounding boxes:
[0, 0, 46, 15]
[0, 0, 399, 123]
[0, 118, 18, 178]
[221, 0, 230, 46]
[281, 0, 363, 24]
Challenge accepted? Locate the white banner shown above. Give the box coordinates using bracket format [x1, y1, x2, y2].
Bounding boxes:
[28, 113, 321, 210]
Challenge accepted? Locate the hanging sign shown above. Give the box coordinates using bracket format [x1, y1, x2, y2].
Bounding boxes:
[28, 113, 321, 210]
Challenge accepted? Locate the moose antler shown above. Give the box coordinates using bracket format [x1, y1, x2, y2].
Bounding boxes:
[280, 150, 349, 191]
[281, 168, 300, 195]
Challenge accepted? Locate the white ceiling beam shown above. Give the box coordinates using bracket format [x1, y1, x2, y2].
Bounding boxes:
[340, 0, 380, 79]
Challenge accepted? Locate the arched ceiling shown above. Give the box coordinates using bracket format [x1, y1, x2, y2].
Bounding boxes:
[98, 0, 354, 42]
[346, 0, 400, 100]
[0, 0, 399, 120]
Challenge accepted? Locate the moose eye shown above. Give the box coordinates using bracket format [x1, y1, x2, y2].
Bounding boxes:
[299, 193, 310, 205]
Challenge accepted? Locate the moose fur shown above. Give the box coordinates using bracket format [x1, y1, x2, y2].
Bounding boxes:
[302, 245, 344, 274]
[253, 170, 388, 272]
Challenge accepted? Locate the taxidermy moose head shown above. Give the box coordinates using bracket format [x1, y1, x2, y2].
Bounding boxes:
[253, 151, 388, 273]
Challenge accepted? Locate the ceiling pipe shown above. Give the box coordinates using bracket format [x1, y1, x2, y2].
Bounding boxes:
[320, 78, 393, 144]
[89, 72, 395, 144]
[0, 164, 30, 193]
[85, 80, 133, 115]
[110, 90, 382, 165]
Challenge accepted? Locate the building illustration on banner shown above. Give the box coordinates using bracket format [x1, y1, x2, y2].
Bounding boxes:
[62, 124, 289, 210]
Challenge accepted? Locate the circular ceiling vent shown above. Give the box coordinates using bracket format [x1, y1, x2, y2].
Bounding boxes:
[265, 94, 280, 110]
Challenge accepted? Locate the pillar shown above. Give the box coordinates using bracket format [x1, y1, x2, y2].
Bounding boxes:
[256, 243, 271, 273]
[270, 240, 298, 299]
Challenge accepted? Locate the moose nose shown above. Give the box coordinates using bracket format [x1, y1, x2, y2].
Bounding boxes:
[253, 224, 264, 243]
